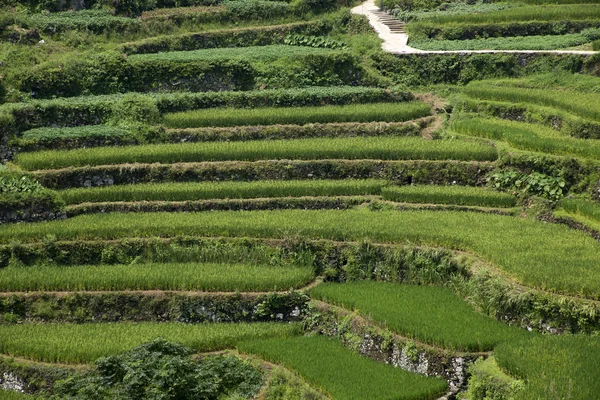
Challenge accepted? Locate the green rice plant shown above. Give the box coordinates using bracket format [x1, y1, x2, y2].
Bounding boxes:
[2, 209, 600, 297]
[461, 84, 600, 122]
[310, 282, 525, 352]
[556, 198, 600, 232]
[451, 117, 600, 160]
[238, 335, 447, 400]
[381, 185, 516, 208]
[0, 322, 300, 364]
[59, 179, 388, 204]
[495, 334, 600, 399]
[411, 29, 600, 51]
[462, 73, 600, 93]
[16, 136, 496, 171]
[410, 4, 600, 24]
[162, 102, 431, 128]
[128, 45, 335, 62]
[0, 262, 314, 292]
[559, 198, 600, 224]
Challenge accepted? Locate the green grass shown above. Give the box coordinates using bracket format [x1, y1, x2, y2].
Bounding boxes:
[495, 334, 600, 399]
[381, 185, 516, 208]
[128, 45, 335, 62]
[0, 322, 300, 364]
[411, 29, 600, 51]
[310, 282, 523, 351]
[59, 179, 388, 204]
[409, 4, 600, 24]
[238, 335, 447, 400]
[0, 262, 314, 292]
[3, 209, 600, 297]
[461, 84, 600, 122]
[162, 102, 431, 128]
[0, 391, 34, 400]
[451, 117, 600, 160]
[16, 136, 496, 170]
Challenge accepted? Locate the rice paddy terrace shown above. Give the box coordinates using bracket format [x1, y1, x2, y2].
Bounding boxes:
[1, 0, 600, 399]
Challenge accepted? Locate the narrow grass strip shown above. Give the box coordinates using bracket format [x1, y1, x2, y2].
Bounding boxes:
[0, 262, 314, 292]
[381, 185, 516, 208]
[59, 179, 388, 205]
[451, 117, 600, 160]
[0, 322, 300, 364]
[310, 282, 525, 352]
[238, 335, 447, 400]
[411, 30, 600, 51]
[411, 4, 600, 24]
[16, 136, 496, 171]
[128, 45, 334, 62]
[2, 209, 600, 297]
[495, 335, 600, 399]
[161, 102, 431, 128]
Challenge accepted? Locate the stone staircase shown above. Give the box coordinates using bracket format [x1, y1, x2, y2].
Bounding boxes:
[371, 10, 406, 34]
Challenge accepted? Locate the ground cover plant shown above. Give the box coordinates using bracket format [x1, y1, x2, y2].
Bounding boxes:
[238, 335, 447, 400]
[15, 136, 496, 170]
[53, 339, 264, 400]
[310, 281, 525, 351]
[161, 102, 431, 128]
[127, 45, 336, 62]
[0, 322, 300, 363]
[0, 262, 314, 292]
[2, 209, 600, 297]
[58, 179, 389, 204]
[381, 184, 516, 207]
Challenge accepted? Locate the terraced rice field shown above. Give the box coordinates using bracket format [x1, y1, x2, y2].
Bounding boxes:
[2, 0, 600, 398]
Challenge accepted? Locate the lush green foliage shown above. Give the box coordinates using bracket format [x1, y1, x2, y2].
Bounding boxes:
[162, 102, 431, 128]
[128, 45, 335, 62]
[487, 170, 567, 201]
[0, 262, 314, 292]
[310, 282, 524, 351]
[3, 209, 600, 297]
[59, 179, 388, 204]
[0, 322, 300, 363]
[54, 339, 264, 400]
[20, 125, 131, 142]
[15, 10, 140, 34]
[0, 175, 43, 194]
[238, 335, 447, 400]
[495, 335, 600, 399]
[17, 136, 496, 170]
[451, 117, 600, 161]
[381, 185, 516, 207]
[465, 357, 524, 400]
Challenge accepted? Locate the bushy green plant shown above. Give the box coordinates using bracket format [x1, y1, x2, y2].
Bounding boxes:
[53, 339, 264, 399]
[487, 170, 566, 201]
[0, 175, 43, 194]
[113, 93, 160, 124]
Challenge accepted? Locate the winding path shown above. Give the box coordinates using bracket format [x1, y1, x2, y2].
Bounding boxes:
[352, 0, 597, 55]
